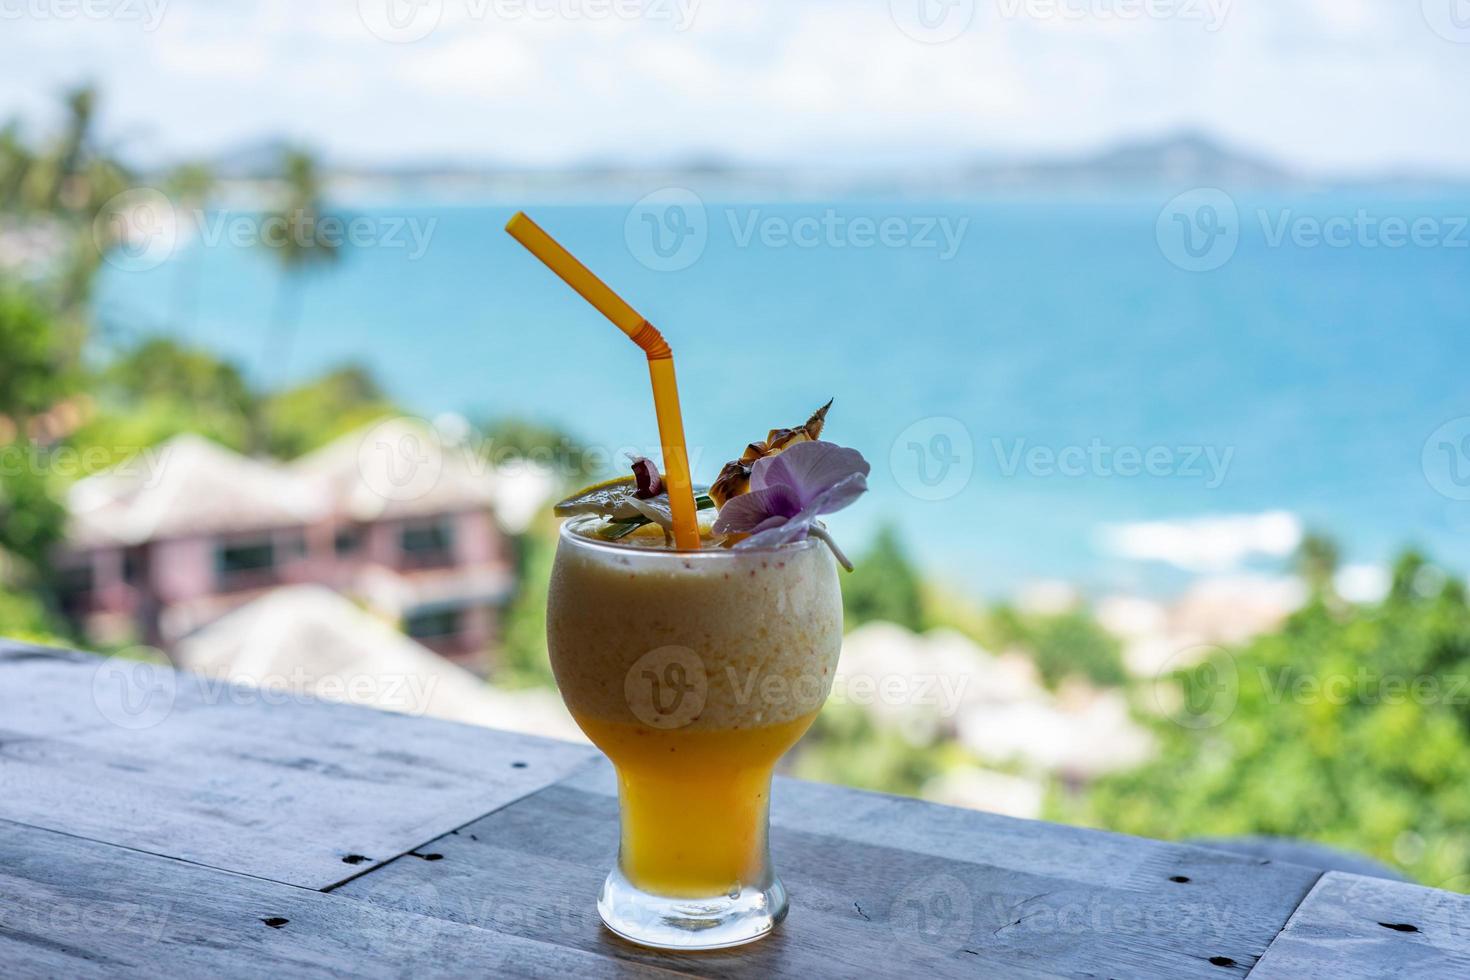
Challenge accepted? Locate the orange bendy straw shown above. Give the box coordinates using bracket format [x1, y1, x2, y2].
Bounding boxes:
[504, 211, 701, 550]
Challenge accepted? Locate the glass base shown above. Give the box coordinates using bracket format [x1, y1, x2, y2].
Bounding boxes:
[597, 867, 789, 951]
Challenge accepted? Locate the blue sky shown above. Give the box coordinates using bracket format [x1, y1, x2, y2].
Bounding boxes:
[3, 0, 1468, 173]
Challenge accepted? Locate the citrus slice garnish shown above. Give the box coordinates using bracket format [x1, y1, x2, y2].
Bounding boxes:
[553, 476, 644, 519]
[554, 477, 713, 522]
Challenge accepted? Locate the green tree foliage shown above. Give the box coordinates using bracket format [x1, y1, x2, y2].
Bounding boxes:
[0, 122, 32, 209]
[1081, 551, 1470, 888]
[259, 365, 397, 459]
[987, 604, 1127, 689]
[473, 416, 591, 492]
[0, 582, 59, 643]
[791, 702, 946, 796]
[70, 337, 257, 470]
[0, 444, 67, 574]
[494, 522, 559, 689]
[0, 435, 70, 645]
[841, 523, 927, 632]
[70, 338, 400, 469]
[0, 289, 72, 423]
[1296, 531, 1341, 599]
[2, 85, 134, 327]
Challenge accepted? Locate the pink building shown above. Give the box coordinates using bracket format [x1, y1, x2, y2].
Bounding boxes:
[55, 421, 525, 675]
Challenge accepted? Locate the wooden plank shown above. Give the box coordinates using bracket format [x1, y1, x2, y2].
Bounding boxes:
[1251, 871, 1470, 979]
[0, 642, 598, 889]
[338, 759, 1323, 978]
[0, 819, 682, 980]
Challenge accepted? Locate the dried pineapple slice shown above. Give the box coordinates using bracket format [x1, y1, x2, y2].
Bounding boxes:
[709, 400, 832, 508]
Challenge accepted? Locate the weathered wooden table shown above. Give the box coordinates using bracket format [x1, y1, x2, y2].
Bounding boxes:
[3, 641, 1468, 978]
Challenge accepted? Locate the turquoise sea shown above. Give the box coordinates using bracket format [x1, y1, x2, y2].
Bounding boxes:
[93, 194, 1470, 596]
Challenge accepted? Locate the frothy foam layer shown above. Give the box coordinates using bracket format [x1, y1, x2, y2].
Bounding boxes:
[547, 520, 843, 731]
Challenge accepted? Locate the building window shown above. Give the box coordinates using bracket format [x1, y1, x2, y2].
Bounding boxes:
[121, 550, 145, 585]
[55, 561, 95, 613]
[279, 531, 308, 561]
[216, 538, 276, 583]
[334, 526, 362, 556]
[404, 607, 463, 640]
[399, 518, 454, 567]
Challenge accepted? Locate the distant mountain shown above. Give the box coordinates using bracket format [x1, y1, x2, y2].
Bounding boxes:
[962, 131, 1295, 188]
[206, 138, 300, 180]
[173, 129, 1464, 196]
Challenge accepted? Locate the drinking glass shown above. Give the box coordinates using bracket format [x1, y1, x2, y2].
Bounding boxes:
[546, 516, 843, 950]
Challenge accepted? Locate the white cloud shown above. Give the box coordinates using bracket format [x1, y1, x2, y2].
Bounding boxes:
[0, 0, 1464, 171]
[1096, 511, 1303, 573]
[1335, 563, 1391, 604]
[398, 33, 538, 90]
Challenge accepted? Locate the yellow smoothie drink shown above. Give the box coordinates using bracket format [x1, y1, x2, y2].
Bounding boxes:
[547, 518, 842, 899]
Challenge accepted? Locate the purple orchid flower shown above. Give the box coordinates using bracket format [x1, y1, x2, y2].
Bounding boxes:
[711, 440, 869, 570]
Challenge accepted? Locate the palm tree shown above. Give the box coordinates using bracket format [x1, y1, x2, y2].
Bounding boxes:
[255, 148, 342, 450]
[163, 162, 214, 332]
[1294, 531, 1340, 599]
[5, 85, 135, 354]
[33, 85, 96, 212]
[0, 122, 34, 211]
[261, 148, 341, 378]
